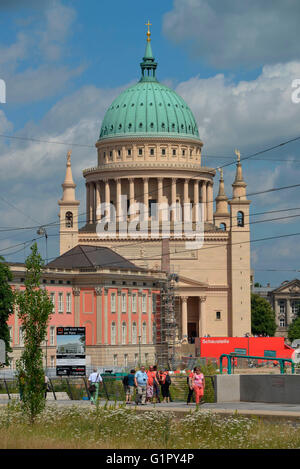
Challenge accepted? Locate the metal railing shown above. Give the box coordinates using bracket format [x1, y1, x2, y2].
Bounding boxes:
[219, 354, 295, 375]
[0, 375, 216, 403]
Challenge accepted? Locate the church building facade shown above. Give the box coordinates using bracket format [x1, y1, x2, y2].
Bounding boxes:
[58, 28, 252, 346]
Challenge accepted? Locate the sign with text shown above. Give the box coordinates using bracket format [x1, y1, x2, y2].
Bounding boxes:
[56, 327, 86, 376]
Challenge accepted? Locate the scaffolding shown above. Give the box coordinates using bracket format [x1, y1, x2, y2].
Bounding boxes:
[156, 273, 179, 370]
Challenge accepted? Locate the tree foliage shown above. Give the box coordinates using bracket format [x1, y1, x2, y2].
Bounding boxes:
[288, 317, 300, 343]
[251, 293, 277, 336]
[0, 256, 14, 365]
[15, 243, 53, 423]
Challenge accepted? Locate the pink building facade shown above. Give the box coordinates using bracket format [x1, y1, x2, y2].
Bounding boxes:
[7, 246, 165, 370]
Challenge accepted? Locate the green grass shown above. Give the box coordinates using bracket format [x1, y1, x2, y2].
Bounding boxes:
[0, 402, 300, 449]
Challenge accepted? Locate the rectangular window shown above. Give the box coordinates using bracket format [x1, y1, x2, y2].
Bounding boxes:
[124, 354, 128, 367]
[216, 311, 221, 320]
[50, 326, 55, 346]
[113, 354, 118, 367]
[142, 293, 147, 313]
[127, 149, 131, 156]
[134, 353, 138, 366]
[279, 301, 285, 314]
[19, 327, 24, 346]
[50, 292, 55, 313]
[150, 148, 155, 156]
[152, 293, 157, 314]
[121, 293, 127, 313]
[58, 293, 64, 313]
[182, 149, 185, 156]
[132, 293, 137, 313]
[172, 149, 176, 156]
[66, 293, 72, 314]
[138, 148, 143, 156]
[161, 148, 166, 156]
[279, 318, 286, 327]
[111, 292, 116, 313]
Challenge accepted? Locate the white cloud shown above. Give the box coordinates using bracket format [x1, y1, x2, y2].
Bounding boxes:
[163, 0, 300, 69]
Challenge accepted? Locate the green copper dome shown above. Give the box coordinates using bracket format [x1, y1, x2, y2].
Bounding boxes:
[99, 36, 200, 141]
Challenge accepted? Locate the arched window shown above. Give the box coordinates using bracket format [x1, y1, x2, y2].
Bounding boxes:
[122, 322, 127, 345]
[132, 322, 137, 344]
[142, 322, 147, 344]
[111, 322, 116, 345]
[65, 211, 73, 228]
[237, 211, 244, 227]
[220, 222, 226, 231]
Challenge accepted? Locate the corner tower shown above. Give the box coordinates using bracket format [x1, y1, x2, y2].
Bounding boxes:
[58, 151, 80, 255]
[228, 149, 251, 336]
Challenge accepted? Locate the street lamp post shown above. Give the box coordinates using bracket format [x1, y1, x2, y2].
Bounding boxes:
[37, 226, 48, 263]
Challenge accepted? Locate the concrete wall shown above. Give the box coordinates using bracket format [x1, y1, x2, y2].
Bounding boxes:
[215, 374, 300, 404]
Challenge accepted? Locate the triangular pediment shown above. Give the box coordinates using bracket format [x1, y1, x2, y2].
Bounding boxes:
[272, 279, 300, 294]
[176, 275, 209, 289]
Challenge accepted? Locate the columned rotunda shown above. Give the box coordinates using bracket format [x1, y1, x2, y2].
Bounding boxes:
[59, 28, 251, 344]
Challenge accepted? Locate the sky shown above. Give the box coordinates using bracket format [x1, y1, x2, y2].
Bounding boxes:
[1, 0, 300, 286]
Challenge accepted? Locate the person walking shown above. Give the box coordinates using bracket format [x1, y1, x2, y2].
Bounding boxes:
[123, 369, 135, 404]
[134, 366, 148, 405]
[192, 367, 205, 406]
[186, 367, 196, 405]
[152, 365, 161, 403]
[146, 366, 159, 403]
[161, 370, 171, 403]
[44, 375, 50, 399]
[88, 368, 102, 405]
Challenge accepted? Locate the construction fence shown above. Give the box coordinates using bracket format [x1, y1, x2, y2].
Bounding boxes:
[0, 374, 216, 403]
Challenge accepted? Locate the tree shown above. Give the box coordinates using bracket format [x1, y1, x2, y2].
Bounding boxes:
[0, 256, 14, 365]
[15, 243, 53, 423]
[288, 317, 300, 343]
[251, 293, 277, 336]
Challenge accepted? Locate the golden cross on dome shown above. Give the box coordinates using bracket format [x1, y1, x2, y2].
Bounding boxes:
[145, 20, 152, 42]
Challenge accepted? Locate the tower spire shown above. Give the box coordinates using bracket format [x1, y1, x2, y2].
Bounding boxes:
[232, 148, 247, 200]
[140, 20, 157, 82]
[214, 168, 229, 217]
[61, 150, 77, 201]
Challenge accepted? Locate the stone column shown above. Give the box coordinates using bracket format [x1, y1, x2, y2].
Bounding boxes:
[207, 182, 213, 224]
[171, 178, 177, 221]
[86, 182, 90, 223]
[96, 181, 101, 224]
[181, 296, 188, 342]
[193, 179, 199, 222]
[143, 177, 149, 221]
[73, 288, 81, 327]
[183, 178, 190, 223]
[95, 287, 103, 344]
[201, 181, 207, 222]
[104, 179, 110, 220]
[198, 296, 207, 337]
[89, 182, 94, 223]
[128, 291, 132, 342]
[117, 290, 122, 345]
[104, 288, 108, 345]
[129, 178, 135, 220]
[116, 178, 121, 223]
[157, 177, 163, 223]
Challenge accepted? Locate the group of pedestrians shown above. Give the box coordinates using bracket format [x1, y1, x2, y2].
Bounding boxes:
[123, 365, 172, 405]
[88, 365, 205, 406]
